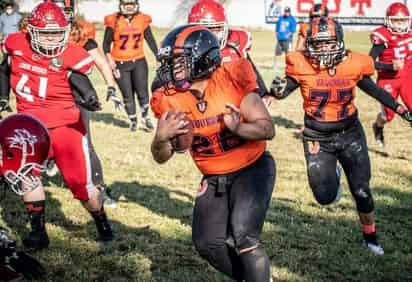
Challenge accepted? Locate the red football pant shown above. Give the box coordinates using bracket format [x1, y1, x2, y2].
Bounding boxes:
[377, 78, 412, 122]
[48, 120, 94, 201]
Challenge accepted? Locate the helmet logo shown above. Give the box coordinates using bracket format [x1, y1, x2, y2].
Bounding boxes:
[7, 129, 38, 159]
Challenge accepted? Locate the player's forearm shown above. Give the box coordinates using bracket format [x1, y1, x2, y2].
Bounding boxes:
[144, 26, 158, 58]
[102, 27, 114, 55]
[369, 44, 395, 71]
[357, 76, 399, 112]
[89, 49, 116, 87]
[0, 55, 10, 101]
[235, 119, 275, 140]
[151, 135, 174, 164]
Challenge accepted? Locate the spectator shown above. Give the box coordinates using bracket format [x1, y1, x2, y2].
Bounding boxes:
[274, 6, 296, 70]
[0, 0, 21, 39]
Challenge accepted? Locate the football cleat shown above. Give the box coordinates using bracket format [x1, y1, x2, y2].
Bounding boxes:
[103, 189, 117, 209]
[129, 121, 137, 132]
[372, 122, 385, 147]
[141, 117, 154, 131]
[22, 230, 49, 251]
[364, 240, 384, 255]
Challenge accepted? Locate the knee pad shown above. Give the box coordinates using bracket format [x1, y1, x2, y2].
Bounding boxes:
[353, 185, 374, 213]
[311, 185, 338, 206]
[239, 246, 271, 282]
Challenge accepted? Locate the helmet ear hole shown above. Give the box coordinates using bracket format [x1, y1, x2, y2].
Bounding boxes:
[6, 151, 13, 159]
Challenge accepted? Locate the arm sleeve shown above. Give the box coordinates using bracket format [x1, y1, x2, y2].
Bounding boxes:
[69, 71, 99, 102]
[273, 76, 300, 99]
[151, 73, 163, 93]
[0, 55, 10, 101]
[144, 26, 158, 58]
[102, 27, 114, 54]
[246, 53, 268, 97]
[369, 43, 394, 72]
[84, 39, 98, 51]
[357, 76, 399, 112]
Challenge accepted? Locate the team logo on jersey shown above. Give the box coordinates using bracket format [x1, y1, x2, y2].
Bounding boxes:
[196, 100, 208, 113]
[50, 58, 63, 69]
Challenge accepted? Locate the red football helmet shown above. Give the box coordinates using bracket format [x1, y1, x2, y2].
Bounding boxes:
[47, 0, 75, 23]
[27, 2, 70, 58]
[0, 114, 50, 195]
[188, 0, 229, 49]
[385, 2, 411, 34]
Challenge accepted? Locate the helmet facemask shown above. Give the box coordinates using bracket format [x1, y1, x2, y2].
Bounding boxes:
[386, 16, 411, 34]
[28, 24, 70, 58]
[306, 34, 345, 69]
[119, 0, 139, 16]
[198, 21, 228, 49]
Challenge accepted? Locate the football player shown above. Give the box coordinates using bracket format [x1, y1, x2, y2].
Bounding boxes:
[50, 0, 120, 207]
[369, 2, 412, 147]
[295, 3, 329, 51]
[0, 2, 114, 250]
[270, 17, 412, 255]
[151, 25, 275, 282]
[152, 0, 269, 101]
[103, 0, 158, 131]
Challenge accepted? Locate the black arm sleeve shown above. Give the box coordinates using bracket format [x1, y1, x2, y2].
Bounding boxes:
[273, 76, 300, 99]
[151, 73, 163, 93]
[84, 39, 98, 51]
[69, 71, 99, 102]
[144, 26, 158, 58]
[0, 56, 10, 101]
[246, 53, 268, 97]
[357, 76, 399, 112]
[102, 27, 114, 54]
[369, 44, 395, 72]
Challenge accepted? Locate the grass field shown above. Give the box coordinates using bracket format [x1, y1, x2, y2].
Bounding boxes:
[1, 27, 412, 282]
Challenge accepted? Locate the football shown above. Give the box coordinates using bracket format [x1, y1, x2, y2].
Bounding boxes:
[167, 111, 194, 153]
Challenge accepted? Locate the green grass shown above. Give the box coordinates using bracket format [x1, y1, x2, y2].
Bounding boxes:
[1, 28, 412, 281]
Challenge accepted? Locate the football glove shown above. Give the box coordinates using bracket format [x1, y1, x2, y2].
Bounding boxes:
[0, 229, 46, 280]
[82, 95, 102, 112]
[106, 86, 123, 111]
[270, 76, 287, 99]
[0, 99, 11, 113]
[395, 104, 412, 123]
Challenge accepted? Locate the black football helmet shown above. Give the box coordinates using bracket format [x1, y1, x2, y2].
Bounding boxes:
[156, 24, 221, 91]
[310, 3, 329, 19]
[48, 0, 75, 23]
[119, 0, 139, 15]
[305, 17, 345, 68]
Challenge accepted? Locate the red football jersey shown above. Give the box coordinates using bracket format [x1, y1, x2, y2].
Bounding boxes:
[370, 26, 412, 79]
[2, 32, 94, 128]
[220, 29, 252, 63]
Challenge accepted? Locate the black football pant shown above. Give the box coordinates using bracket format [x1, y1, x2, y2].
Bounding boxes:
[192, 151, 275, 282]
[115, 58, 150, 121]
[303, 121, 374, 213]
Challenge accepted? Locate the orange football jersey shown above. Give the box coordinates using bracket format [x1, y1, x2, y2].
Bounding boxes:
[69, 20, 96, 47]
[104, 12, 151, 61]
[151, 59, 265, 175]
[299, 22, 309, 38]
[286, 51, 375, 122]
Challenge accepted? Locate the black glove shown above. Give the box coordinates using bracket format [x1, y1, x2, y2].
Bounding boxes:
[0, 99, 11, 113]
[0, 228, 45, 280]
[81, 95, 102, 112]
[106, 86, 123, 111]
[270, 76, 287, 99]
[396, 104, 412, 123]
